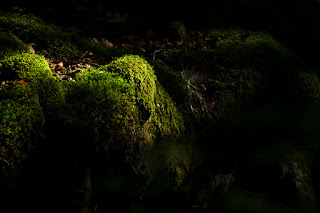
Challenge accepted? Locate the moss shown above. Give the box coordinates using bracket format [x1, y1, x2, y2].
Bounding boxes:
[75, 37, 130, 61]
[0, 84, 44, 175]
[0, 52, 51, 80]
[296, 72, 320, 103]
[209, 29, 293, 69]
[291, 151, 315, 201]
[147, 59, 187, 108]
[161, 137, 199, 188]
[0, 52, 65, 119]
[168, 20, 188, 41]
[46, 39, 80, 58]
[0, 13, 80, 58]
[208, 67, 263, 117]
[99, 55, 184, 140]
[0, 32, 29, 59]
[64, 68, 140, 149]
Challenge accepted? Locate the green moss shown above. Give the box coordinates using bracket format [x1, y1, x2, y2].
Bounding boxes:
[210, 29, 292, 69]
[162, 138, 199, 188]
[147, 59, 187, 108]
[0, 84, 44, 174]
[291, 151, 315, 201]
[46, 39, 80, 58]
[0, 13, 80, 58]
[0, 52, 65, 119]
[0, 52, 51, 80]
[168, 20, 188, 40]
[98, 55, 184, 140]
[296, 72, 320, 103]
[208, 67, 263, 117]
[64, 68, 140, 147]
[75, 37, 130, 61]
[0, 32, 29, 59]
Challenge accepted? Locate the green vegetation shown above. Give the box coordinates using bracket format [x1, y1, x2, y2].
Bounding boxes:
[99, 55, 184, 140]
[0, 13, 80, 58]
[296, 71, 320, 103]
[1, 9, 320, 212]
[209, 67, 263, 117]
[0, 84, 44, 175]
[0, 52, 51, 80]
[64, 68, 139, 148]
[0, 52, 65, 118]
[0, 32, 29, 59]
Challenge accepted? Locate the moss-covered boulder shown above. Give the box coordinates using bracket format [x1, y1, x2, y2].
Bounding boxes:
[0, 32, 29, 59]
[208, 67, 263, 117]
[98, 55, 184, 140]
[64, 68, 140, 149]
[0, 13, 80, 58]
[296, 71, 320, 103]
[0, 52, 65, 119]
[0, 84, 44, 175]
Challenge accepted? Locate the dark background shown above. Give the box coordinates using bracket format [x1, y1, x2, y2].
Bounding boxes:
[3, 0, 320, 68]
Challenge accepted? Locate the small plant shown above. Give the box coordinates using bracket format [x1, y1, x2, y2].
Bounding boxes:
[181, 71, 210, 120]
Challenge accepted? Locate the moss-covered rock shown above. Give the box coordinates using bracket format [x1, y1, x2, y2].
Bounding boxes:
[168, 20, 188, 41]
[0, 13, 80, 58]
[0, 84, 44, 175]
[210, 29, 292, 67]
[208, 67, 263, 117]
[64, 68, 140, 148]
[46, 39, 81, 59]
[98, 55, 184, 140]
[0, 52, 51, 80]
[0, 52, 65, 119]
[296, 72, 320, 103]
[0, 32, 29, 59]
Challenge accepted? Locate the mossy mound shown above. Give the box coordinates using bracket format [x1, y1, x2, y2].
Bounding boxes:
[208, 67, 263, 117]
[0, 32, 29, 59]
[64, 68, 140, 149]
[209, 29, 292, 67]
[98, 55, 184, 140]
[296, 71, 320, 103]
[0, 52, 65, 119]
[0, 13, 80, 58]
[0, 52, 51, 80]
[0, 84, 44, 174]
[166, 28, 304, 120]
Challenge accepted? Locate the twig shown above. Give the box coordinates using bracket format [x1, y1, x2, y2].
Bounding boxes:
[153, 44, 165, 61]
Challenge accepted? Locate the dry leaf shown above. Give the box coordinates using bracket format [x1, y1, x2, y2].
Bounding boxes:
[26, 43, 36, 54]
[17, 78, 32, 85]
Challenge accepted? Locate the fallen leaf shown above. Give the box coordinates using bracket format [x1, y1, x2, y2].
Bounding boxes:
[200, 84, 207, 91]
[16, 78, 32, 85]
[26, 43, 36, 54]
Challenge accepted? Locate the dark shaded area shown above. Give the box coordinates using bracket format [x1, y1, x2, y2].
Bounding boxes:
[2, 1, 320, 213]
[4, 0, 320, 66]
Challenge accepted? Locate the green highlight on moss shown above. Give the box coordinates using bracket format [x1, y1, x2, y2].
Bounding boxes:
[64, 68, 140, 147]
[98, 55, 184, 140]
[0, 13, 80, 58]
[0, 32, 29, 59]
[0, 84, 44, 174]
[0, 52, 65, 117]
